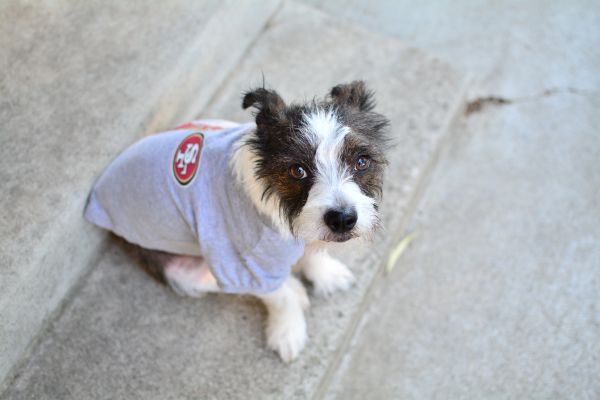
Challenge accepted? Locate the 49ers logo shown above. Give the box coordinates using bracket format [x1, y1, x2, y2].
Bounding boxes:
[173, 133, 203, 186]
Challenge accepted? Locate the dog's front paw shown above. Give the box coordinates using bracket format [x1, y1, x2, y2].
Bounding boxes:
[311, 258, 356, 297]
[266, 310, 307, 363]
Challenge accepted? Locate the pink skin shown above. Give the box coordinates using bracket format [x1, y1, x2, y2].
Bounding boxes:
[163, 256, 219, 296]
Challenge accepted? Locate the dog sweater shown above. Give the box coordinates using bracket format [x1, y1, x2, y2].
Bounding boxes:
[84, 120, 305, 294]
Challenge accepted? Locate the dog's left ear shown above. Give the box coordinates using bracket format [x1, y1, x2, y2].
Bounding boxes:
[329, 80, 376, 112]
[242, 88, 287, 128]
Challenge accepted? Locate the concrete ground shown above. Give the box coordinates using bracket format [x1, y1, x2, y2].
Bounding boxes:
[315, 1, 600, 398]
[328, 92, 600, 400]
[2, 0, 599, 399]
[0, 0, 280, 384]
[1, 2, 466, 399]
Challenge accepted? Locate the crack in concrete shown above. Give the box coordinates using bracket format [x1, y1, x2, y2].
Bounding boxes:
[464, 87, 599, 116]
[465, 96, 511, 115]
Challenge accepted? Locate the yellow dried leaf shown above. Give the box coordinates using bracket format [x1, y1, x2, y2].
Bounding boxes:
[386, 231, 418, 273]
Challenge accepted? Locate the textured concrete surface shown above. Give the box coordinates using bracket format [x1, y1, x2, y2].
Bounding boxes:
[317, 1, 600, 396]
[0, 3, 467, 399]
[302, 0, 600, 98]
[0, 0, 280, 387]
[327, 90, 600, 400]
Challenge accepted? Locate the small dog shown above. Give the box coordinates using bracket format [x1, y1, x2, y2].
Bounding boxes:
[84, 81, 389, 362]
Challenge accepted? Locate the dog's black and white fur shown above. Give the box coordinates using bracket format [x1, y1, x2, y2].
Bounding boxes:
[138, 81, 389, 362]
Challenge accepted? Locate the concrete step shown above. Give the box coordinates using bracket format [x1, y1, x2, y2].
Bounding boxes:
[1, 2, 468, 399]
[0, 0, 281, 388]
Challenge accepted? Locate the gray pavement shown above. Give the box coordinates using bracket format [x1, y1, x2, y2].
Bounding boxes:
[2, 0, 599, 398]
[0, 0, 279, 386]
[316, 1, 600, 398]
[303, 0, 600, 97]
[0, 2, 466, 399]
[328, 91, 600, 400]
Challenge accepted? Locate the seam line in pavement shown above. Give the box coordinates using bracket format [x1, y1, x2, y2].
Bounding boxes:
[0, 237, 110, 394]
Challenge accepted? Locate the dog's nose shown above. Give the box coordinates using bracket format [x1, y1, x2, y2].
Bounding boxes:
[324, 208, 358, 233]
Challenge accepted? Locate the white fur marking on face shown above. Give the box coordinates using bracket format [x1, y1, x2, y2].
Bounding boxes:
[293, 110, 378, 242]
[231, 111, 380, 243]
[302, 109, 350, 189]
[293, 178, 377, 242]
[302, 109, 346, 142]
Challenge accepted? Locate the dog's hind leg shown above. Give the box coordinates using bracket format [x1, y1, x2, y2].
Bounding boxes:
[137, 247, 219, 297]
[163, 255, 219, 297]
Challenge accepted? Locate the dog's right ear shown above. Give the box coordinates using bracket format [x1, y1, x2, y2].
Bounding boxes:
[329, 81, 375, 112]
[242, 88, 287, 128]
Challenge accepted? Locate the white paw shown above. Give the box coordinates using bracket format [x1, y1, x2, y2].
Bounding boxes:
[311, 258, 356, 297]
[266, 309, 307, 363]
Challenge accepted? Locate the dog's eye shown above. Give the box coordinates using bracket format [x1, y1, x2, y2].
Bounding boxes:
[354, 155, 371, 171]
[289, 164, 308, 180]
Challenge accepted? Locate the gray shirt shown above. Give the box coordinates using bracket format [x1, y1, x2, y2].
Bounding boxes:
[84, 120, 305, 294]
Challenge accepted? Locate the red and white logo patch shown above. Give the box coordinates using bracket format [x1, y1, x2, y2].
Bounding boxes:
[173, 133, 204, 186]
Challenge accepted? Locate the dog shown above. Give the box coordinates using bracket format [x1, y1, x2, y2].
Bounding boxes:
[84, 81, 389, 362]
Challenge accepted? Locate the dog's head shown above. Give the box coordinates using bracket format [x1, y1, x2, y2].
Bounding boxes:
[238, 81, 389, 243]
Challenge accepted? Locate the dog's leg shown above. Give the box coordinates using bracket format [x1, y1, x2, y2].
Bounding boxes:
[137, 246, 219, 297]
[163, 255, 220, 297]
[297, 242, 356, 297]
[258, 275, 309, 362]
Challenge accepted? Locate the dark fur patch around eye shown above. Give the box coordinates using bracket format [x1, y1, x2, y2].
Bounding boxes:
[242, 82, 390, 230]
[335, 86, 390, 201]
[340, 134, 387, 199]
[243, 93, 318, 228]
